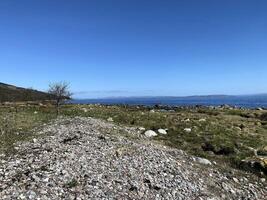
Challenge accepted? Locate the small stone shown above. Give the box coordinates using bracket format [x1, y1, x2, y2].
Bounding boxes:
[43, 177, 49, 183]
[107, 117, 114, 122]
[138, 127, 146, 131]
[144, 130, 157, 137]
[255, 121, 262, 126]
[233, 177, 238, 183]
[184, 128, 192, 133]
[27, 190, 36, 199]
[195, 157, 212, 165]
[0, 153, 5, 158]
[158, 129, 167, 135]
[19, 194, 26, 199]
[260, 178, 266, 183]
[82, 108, 88, 113]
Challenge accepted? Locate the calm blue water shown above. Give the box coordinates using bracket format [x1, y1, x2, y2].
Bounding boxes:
[68, 95, 267, 108]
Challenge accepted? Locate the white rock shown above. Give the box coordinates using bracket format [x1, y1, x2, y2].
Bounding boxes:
[19, 194, 26, 199]
[158, 129, 167, 135]
[107, 117, 114, 122]
[184, 128, 192, 133]
[27, 190, 37, 200]
[34, 111, 38, 114]
[138, 127, 146, 131]
[183, 118, 190, 122]
[260, 178, 266, 183]
[82, 108, 88, 113]
[33, 138, 38, 143]
[233, 177, 239, 183]
[43, 177, 49, 183]
[195, 157, 212, 165]
[144, 130, 157, 137]
[199, 118, 206, 122]
[150, 110, 155, 113]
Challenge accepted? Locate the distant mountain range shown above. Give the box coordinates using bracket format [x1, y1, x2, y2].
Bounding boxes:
[0, 82, 52, 102]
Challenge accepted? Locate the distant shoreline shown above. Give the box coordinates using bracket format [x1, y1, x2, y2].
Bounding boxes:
[68, 95, 267, 109]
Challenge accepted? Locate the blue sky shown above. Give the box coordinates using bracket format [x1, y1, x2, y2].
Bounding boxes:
[0, 0, 266, 98]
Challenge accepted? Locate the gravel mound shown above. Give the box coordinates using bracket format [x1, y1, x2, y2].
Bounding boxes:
[0, 117, 266, 199]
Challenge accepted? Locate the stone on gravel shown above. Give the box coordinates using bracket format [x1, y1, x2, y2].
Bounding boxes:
[195, 157, 212, 165]
[158, 129, 167, 135]
[184, 128, 192, 133]
[107, 117, 114, 122]
[138, 127, 146, 131]
[144, 130, 157, 137]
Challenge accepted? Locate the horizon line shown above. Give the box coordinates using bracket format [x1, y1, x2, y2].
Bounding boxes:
[71, 93, 267, 100]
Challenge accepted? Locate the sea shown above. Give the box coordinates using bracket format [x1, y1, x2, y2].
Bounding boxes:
[68, 95, 267, 109]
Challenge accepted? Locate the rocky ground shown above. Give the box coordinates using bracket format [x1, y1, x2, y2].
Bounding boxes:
[0, 117, 266, 199]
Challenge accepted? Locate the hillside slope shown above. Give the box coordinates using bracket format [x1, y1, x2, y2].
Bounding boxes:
[0, 82, 52, 102]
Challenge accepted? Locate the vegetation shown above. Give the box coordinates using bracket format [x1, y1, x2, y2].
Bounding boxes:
[0, 103, 267, 176]
[0, 82, 53, 103]
[48, 82, 72, 115]
[65, 178, 79, 188]
[0, 105, 56, 154]
[62, 104, 267, 175]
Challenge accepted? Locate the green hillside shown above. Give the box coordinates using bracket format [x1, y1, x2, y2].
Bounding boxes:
[0, 82, 52, 102]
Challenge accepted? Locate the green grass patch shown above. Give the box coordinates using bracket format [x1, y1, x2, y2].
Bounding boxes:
[0, 105, 56, 154]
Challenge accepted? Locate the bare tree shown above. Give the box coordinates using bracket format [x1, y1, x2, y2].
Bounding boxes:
[48, 82, 72, 115]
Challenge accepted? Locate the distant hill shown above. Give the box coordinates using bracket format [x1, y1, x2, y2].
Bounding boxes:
[0, 82, 52, 102]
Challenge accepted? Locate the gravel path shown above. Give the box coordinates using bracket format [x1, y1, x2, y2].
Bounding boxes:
[0, 117, 266, 199]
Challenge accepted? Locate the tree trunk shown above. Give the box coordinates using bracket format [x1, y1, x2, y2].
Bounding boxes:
[56, 100, 60, 116]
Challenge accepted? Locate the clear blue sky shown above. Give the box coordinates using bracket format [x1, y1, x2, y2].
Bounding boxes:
[0, 0, 266, 98]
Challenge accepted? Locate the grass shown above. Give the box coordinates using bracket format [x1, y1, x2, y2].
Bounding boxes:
[0, 105, 56, 154]
[65, 178, 79, 188]
[62, 104, 267, 175]
[0, 103, 267, 176]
